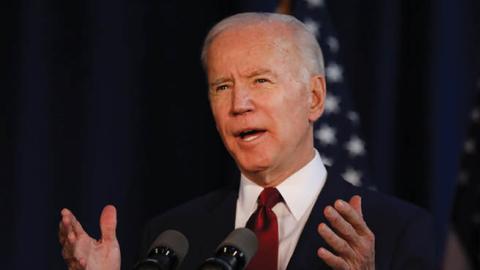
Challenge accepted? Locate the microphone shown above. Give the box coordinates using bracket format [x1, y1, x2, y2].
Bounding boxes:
[134, 230, 189, 270]
[199, 228, 258, 270]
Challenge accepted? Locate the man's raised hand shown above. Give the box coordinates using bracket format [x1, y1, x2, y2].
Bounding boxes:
[58, 205, 121, 270]
[317, 195, 375, 270]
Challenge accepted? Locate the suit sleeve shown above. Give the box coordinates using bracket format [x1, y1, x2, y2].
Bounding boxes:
[390, 209, 437, 270]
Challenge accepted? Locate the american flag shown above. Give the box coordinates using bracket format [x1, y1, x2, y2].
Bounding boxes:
[292, 0, 372, 187]
[451, 81, 480, 269]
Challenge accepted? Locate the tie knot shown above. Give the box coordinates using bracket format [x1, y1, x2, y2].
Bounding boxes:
[257, 187, 282, 209]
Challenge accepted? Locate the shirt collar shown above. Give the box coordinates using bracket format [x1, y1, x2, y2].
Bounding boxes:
[238, 150, 327, 220]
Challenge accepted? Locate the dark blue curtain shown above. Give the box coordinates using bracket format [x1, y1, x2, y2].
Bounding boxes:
[1, 1, 237, 269]
[1, 0, 478, 269]
[327, 0, 479, 258]
[427, 0, 480, 258]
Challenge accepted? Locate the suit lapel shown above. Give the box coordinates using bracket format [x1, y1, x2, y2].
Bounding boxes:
[287, 173, 351, 269]
[194, 173, 357, 269]
[200, 185, 238, 257]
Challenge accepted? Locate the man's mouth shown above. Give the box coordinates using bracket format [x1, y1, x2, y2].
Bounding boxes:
[238, 129, 266, 142]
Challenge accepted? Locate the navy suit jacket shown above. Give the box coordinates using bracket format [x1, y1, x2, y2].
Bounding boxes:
[140, 172, 436, 269]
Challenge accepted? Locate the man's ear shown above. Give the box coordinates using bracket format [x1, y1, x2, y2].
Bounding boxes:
[308, 75, 326, 122]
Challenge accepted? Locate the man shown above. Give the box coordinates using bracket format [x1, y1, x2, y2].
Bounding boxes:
[59, 12, 436, 270]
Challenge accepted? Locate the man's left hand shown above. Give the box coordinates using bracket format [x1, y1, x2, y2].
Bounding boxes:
[317, 195, 375, 270]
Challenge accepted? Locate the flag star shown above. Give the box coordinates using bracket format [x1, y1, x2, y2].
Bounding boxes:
[303, 18, 320, 37]
[305, 0, 325, 8]
[326, 62, 343, 83]
[347, 111, 359, 124]
[464, 139, 476, 154]
[345, 136, 366, 157]
[320, 154, 333, 166]
[342, 167, 362, 186]
[472, 108, 479, 122]
[315, 124, 337, 145]
[326, 36, 339, 53]
[325, 94, 341, 114]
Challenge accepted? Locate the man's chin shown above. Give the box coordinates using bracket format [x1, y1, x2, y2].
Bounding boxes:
[239, 167, 284, 187]
[237, 161, 272, 179]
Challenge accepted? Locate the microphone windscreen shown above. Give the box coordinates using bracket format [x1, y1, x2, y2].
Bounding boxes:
[217, 228, 258, 264]
[149, 230, 189, 264]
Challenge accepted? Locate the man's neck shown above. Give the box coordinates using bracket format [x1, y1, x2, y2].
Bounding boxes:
[243, 148, 316, 187]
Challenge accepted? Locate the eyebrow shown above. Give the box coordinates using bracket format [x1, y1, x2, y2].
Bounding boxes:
[210, 77, 233, 87]
[245, 69, 275, 78]
[209, 69, 276, 87]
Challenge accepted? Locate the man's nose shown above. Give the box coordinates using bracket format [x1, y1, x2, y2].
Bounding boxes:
[230, 85, 254, 115]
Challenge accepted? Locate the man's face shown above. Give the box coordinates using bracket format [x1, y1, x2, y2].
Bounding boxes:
[206, 24, 325, 186]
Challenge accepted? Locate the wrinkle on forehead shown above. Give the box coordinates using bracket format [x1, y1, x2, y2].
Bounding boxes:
[207, 23, 310, 85]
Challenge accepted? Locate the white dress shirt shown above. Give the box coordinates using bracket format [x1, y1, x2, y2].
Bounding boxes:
[235, 150, 327, 270]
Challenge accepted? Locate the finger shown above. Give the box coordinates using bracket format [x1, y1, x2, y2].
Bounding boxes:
[317, 247, 349, 270]
[61, 232, 78, 257]
[349, 195, 362, 216]
[61, 208, 86, 237]
[68, 231, 77, 244]
[59, 220, 73, 241]
[63, 249, 85, 270]
[59, 216, 74, 246]
[317, 222, 354, 257]
[79, 257, 87, 268]
[61, 208, 74, 226]
[324, 205, 357, 242]
[100, 204, 117, 242]
[59, 210, 73, 236]
[59, 222, 68, 245]
[67, 259, 84, 270]
[62, 246, 73, 260]
[334, 199, 371, 236]
[63, 248, 82, 270]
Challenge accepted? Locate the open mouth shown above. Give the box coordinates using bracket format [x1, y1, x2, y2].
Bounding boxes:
[238, 129, 266, 142]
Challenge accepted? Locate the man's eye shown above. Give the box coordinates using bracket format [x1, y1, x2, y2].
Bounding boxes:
[255, 78, 269, 84]
[216, 85, 229, 91]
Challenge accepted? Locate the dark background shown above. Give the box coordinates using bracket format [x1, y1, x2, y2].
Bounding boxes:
[1, 0, 478, 269]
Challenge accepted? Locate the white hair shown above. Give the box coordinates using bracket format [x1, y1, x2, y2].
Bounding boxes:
[201, 12, 325, 76]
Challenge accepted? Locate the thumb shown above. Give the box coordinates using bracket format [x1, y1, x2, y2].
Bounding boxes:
[349, 195, 363, 217]
[100, 205, 117, 242]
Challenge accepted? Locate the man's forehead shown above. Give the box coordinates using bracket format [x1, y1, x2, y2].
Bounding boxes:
[205, 21, 305, 80]
[211, 67, 275, 80]
[208, 23, 296, 60]
[215, 21, 292, 41]
[207, 43, 291, 77]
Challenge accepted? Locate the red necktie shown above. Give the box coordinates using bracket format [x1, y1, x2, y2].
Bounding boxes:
[246, 187, 282, 270]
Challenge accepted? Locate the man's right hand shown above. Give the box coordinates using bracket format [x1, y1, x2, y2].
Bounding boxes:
[58, 205, 121, 270]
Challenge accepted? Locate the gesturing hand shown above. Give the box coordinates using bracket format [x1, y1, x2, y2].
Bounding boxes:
[317, 195, 375, 270]
[58, 205, 121, 270]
